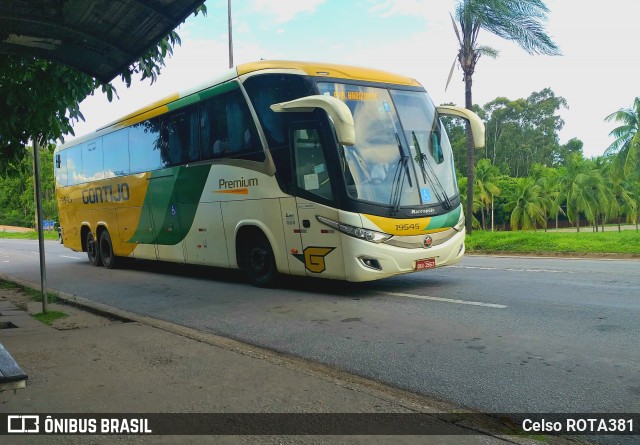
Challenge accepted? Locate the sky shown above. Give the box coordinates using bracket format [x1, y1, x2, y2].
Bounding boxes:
[72, 0, 639, 159]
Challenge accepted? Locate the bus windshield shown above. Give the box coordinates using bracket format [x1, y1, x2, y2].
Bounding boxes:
[317, 82, 458, 210]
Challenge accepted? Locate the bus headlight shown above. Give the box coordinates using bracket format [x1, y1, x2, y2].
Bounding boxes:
[316, 215, 392, 244]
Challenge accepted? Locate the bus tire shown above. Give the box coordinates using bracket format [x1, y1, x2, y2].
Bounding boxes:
[99, 230, 118, 269]
[242, 232, 278, 287]
[86, 231, 102, 267]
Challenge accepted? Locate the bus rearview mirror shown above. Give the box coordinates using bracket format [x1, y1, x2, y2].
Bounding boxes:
[436, 105, 486, 149]
[270, 95, 356, 146]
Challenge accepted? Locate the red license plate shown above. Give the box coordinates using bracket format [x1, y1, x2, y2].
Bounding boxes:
[415, 258, 436, 270]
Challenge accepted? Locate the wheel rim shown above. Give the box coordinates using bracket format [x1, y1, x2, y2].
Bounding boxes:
[248, 245, 269, 277]
[100, 236, 111, 264]
[87, 234, 97, 262]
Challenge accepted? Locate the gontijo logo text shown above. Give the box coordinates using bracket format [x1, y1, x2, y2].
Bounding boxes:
[82, 183, 130, 204]
[7, 414, 152, 434]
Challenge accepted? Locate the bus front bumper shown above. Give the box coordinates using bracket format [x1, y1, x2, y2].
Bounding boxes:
[341, 228, 466, 282]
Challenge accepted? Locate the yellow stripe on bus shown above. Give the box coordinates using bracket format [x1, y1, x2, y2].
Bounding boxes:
[237, 60, 421, 87]
[107, 94, 179, 129]
[362, 214, 436, 236]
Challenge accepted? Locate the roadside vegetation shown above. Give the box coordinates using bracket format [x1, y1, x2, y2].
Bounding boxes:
[32, 311, 68, 325]
[466, 230, 640, 256]
[443, 92, 640, 238]
[0, 230, 59, 240]
[0, 278, 63, 324]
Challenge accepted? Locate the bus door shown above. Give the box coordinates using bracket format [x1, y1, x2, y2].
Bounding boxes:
[291, 125, 345, 280]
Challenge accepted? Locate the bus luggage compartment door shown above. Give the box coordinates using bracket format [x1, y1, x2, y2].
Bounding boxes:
[294, 198, 344, 280]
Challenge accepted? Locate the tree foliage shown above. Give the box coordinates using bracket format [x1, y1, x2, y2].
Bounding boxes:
[604, 97, 640, 176]
[449, 0, 559, 234]
[0, 144, 57, 227]
[0, 5, 206, 176]
[444, 91, 640, 232]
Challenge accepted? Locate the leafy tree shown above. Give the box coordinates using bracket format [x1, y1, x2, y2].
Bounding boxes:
[448, 0, 560, 234]
[0, 5, 206, 176]
[604, 97, 640, 177]
[0, 144, 57, 227]
[492, 175, 517, 228]
[482, 88, 567, 176]
[554, 137, 584, 167]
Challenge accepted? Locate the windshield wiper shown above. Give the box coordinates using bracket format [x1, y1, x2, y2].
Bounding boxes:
[390, 133, 412, 216]
[412, 131, 452, 209]
[412, 132, 428, 184]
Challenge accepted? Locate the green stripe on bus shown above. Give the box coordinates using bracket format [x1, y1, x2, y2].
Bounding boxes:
[130, 165, 211, 246]
[167, 81, 239, 112]
[425, 205, 461, 230]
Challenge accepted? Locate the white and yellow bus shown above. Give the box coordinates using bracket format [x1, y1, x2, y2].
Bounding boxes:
[54, 60, 484, 286]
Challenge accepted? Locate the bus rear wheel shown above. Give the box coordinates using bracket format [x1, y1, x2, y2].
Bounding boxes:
[99, 230, 118, 269]
[86, 231, 102, 267]
[242, 232, 278, 287]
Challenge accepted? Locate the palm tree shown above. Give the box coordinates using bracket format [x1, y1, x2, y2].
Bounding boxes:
[474, 158, 501, 230]
[505, 177, 545, 230]
[626, 176, 640, 230]
[557, 155, 604, 232]
[604, 97, 640, 177]
[529, 163, 562, 231]
[448, 0, 560, 234]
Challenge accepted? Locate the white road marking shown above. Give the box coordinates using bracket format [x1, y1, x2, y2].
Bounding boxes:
[59, 255, 82, 260]
[451, 265, 574, 274]
[378, 291, 507, 308]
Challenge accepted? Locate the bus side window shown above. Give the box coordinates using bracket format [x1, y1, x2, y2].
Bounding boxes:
[431, 131, 444, 164]
[199, 89, 264, 162]
[200, 95, 228, 160]
[293, 127, 333, 201]
[242, 74, 316, 192]
[82, 139, 105, 181]
[66, 145, 83, 185]
[55, 150, 68, 187]
[103, 129, 130, 177]
[129, 119, 163, 173]
[161, 108, 197, 166]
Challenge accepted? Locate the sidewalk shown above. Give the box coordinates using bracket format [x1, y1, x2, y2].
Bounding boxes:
[0, 284, 548, 445]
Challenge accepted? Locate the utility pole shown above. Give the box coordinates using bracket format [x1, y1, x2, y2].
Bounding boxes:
[228, 0, 233, 68]
[32, 138, 48, 313]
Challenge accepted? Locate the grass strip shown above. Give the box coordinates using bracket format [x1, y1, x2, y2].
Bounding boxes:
[0, 231, 59, 240]
[466, 230, 640, 256]
[0, 279, 60, 303]
[32, 311, 67, 325]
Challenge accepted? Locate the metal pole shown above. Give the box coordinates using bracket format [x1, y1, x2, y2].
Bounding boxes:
[32, 138, 48, 313]
[228, 0, 233, 68]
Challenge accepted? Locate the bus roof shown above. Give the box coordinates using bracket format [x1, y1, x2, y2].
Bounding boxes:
[237, 60, 422, 87]
[57, 60, 423, 151]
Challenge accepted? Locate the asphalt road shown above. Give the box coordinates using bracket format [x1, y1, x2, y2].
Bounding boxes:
[2, 238, 639, 416]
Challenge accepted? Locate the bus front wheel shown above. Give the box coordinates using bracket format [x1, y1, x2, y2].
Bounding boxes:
[242, 232, 278, 287]
[99, 230, 118, 269]
[86, 231, 102, 267]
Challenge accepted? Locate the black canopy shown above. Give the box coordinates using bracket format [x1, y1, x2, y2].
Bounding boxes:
[1, 0, 206, 82]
